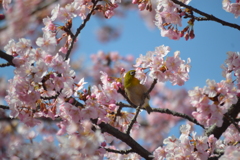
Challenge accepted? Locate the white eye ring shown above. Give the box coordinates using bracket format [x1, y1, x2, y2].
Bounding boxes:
[130, 71, 135, 76]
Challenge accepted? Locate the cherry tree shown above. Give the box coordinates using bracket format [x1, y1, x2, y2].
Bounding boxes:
[0, 0, 240, 159]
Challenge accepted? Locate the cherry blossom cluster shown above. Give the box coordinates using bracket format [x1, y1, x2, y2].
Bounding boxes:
[222, 0, 240, 18]
[223, 51, 240, 89]
[188, 52, 240, 128]
[89, 50, 134, 84]
[214, 123, 240, 160]
[134, 45, 191, 86]
[4, 120, 105, 159]
[154, 0, 195, 40]
[0, 0, 123, 48]
[153, 124, 217, 160]
[188, 75, 239, 127]
[132, 0, 153, 11]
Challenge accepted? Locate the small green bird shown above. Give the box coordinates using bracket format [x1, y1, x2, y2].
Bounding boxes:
[124, 70, 152, 114]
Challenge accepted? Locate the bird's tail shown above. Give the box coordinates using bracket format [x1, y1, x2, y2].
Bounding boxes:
[145, 105, 153, 114]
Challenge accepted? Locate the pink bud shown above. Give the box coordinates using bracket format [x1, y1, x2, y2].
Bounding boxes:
[0, 14, 5, 20]
[189, 30, 195, 39]
[101, 142, 107, 147]
[138, 3, 146, 11]
[68, 98, 74, 104]
[105, 10, 114, 19]
[180, 11, 186, 17]
[45, 55, 53, 63]
[49, 73, 55, 79]
[184, 33, 189, 41]
[59, 46, 68, 54]
[121, 68, 125, 74]
[109, 104, 117, 111]
[48, 23, 56, 32]
[132, 0, 138, 4]
[179, 31, 184, 37]
[91, 93, 96, 98]
[109, 99, 116, 104]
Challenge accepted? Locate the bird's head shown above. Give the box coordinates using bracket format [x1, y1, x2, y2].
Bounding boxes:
[124, 70, 140, 88]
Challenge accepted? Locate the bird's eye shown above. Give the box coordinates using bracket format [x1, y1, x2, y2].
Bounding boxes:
[130, 71, 135, 76]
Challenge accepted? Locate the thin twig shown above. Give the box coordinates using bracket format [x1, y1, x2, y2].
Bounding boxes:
[152, 108, 204, 129]
[65, 0, 99, 60]
[0, 62, 12, 67]
[126, 105, 141, 135]
[98, 122, 153, 159]
[104, 148, 134, 154]
[171, 0, 240, 31]
[126, 79, 158, 135]
[114, 103, 123, 122]
[0, 105, 10, 110]
[0, 50, 15, 66]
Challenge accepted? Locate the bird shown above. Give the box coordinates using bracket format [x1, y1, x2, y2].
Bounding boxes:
[123, 70, 152, 114]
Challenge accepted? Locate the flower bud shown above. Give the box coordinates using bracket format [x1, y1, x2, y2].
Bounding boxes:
[138, 3, 146, 11]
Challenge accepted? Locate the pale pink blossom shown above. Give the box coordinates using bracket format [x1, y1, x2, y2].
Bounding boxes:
[2, 0, 12, 10]
[36, 31, 57, 53]
[43, 17, 57, 32]
[105, 10, 115, 19]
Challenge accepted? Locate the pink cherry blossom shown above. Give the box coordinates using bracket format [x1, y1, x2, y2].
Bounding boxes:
[36, 31, 57, 53]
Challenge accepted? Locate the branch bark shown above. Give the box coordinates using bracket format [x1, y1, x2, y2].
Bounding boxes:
[205, 98, 240, 139]
[65, 0, 99, 60]
[171, 0, 240, 31]
[98, 122, 153, 159]
[0, 50, 15, 66]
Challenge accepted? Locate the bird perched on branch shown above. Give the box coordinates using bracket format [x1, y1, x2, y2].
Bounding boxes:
[124, 70, 152, 114]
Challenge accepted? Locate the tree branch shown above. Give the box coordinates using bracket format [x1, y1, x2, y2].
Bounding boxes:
[0, 105, 10, 110]
[171, 0, 240, 31]
[104, 148, 134, 154]
[205, 98, 240, 139]
[125, 79, 158, 134]
[0, 50, 15, 66]
[152, 108, 205, 128]
[98, 122, 153, 159]
[65, 0, 99, 60]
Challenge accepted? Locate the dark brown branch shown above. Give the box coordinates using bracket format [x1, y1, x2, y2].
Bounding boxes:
[225, 113, 240, 133]
[114, 103, 123, 121]
[152, 108, 204, 128]
[0, 116, 61, 122]
[65, 0, 99, 60]
[98, 122, 153, 159]
[146, 79, 158, 95]
[0, 105, 9, 110]
[0, 62, 12, 67]
[171, 0, 240, 31]
[0, 50, 15, 66]
[205, 98, 240, 139]
[126, 105, 141, 135]
[104, 148, 134, 154]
